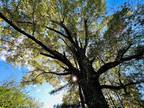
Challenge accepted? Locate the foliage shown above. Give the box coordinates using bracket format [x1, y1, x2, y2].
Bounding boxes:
[0, 82, 39, 108]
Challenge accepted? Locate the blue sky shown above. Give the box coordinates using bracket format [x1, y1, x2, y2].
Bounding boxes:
[0, 0, 144, 108]
[0, 60, 27, 83]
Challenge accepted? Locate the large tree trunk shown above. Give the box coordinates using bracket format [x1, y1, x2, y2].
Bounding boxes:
[80, 77, 108, 108]
[76, 51, 108, 108]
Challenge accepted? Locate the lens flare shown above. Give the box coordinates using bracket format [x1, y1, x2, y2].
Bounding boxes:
[72, 76, 77, 82]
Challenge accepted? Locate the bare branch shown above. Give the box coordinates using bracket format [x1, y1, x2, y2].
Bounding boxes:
[14, 0, 22, 13]
[50, 83, 70, 94]
[39, 71, 71, 76]
[16, 20, 33, 24]
[21, 69, 72, 85]
[84, 18, 89, 51]
[115, 43, 132, 61]
[121, 53, 144, 61]
[97, 56, 105, 64]
[101, 80, 144, 90]
[46, 26, 67, 37]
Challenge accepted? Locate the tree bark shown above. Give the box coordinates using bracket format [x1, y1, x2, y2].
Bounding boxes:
[78, 57, 108, 108]
[80, 76, 108, 108]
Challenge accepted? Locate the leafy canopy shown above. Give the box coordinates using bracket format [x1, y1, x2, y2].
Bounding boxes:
[0, 0, 144, 107]
[0, 82, 39, 108]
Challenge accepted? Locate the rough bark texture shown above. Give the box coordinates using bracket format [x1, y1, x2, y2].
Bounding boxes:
[77, 55, 108, 108]
[81, 77, 108, 108]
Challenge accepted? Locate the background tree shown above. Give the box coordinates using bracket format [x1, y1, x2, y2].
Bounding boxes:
[0, 0, 144, 108]
[0, 81, 39, 108]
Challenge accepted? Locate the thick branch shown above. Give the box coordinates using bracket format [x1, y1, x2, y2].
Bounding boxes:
[101, 80, 144, 90]
[97, 61, 120, 76]
[40, 52, 55, 58]
[97, 53, 144, 76]
[121, 53, 144, 61]
[84, 19, 89, 51]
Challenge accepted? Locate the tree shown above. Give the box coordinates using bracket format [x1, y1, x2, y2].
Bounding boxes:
[0, 82, 39, 108]
[0, 0, 144, 108]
